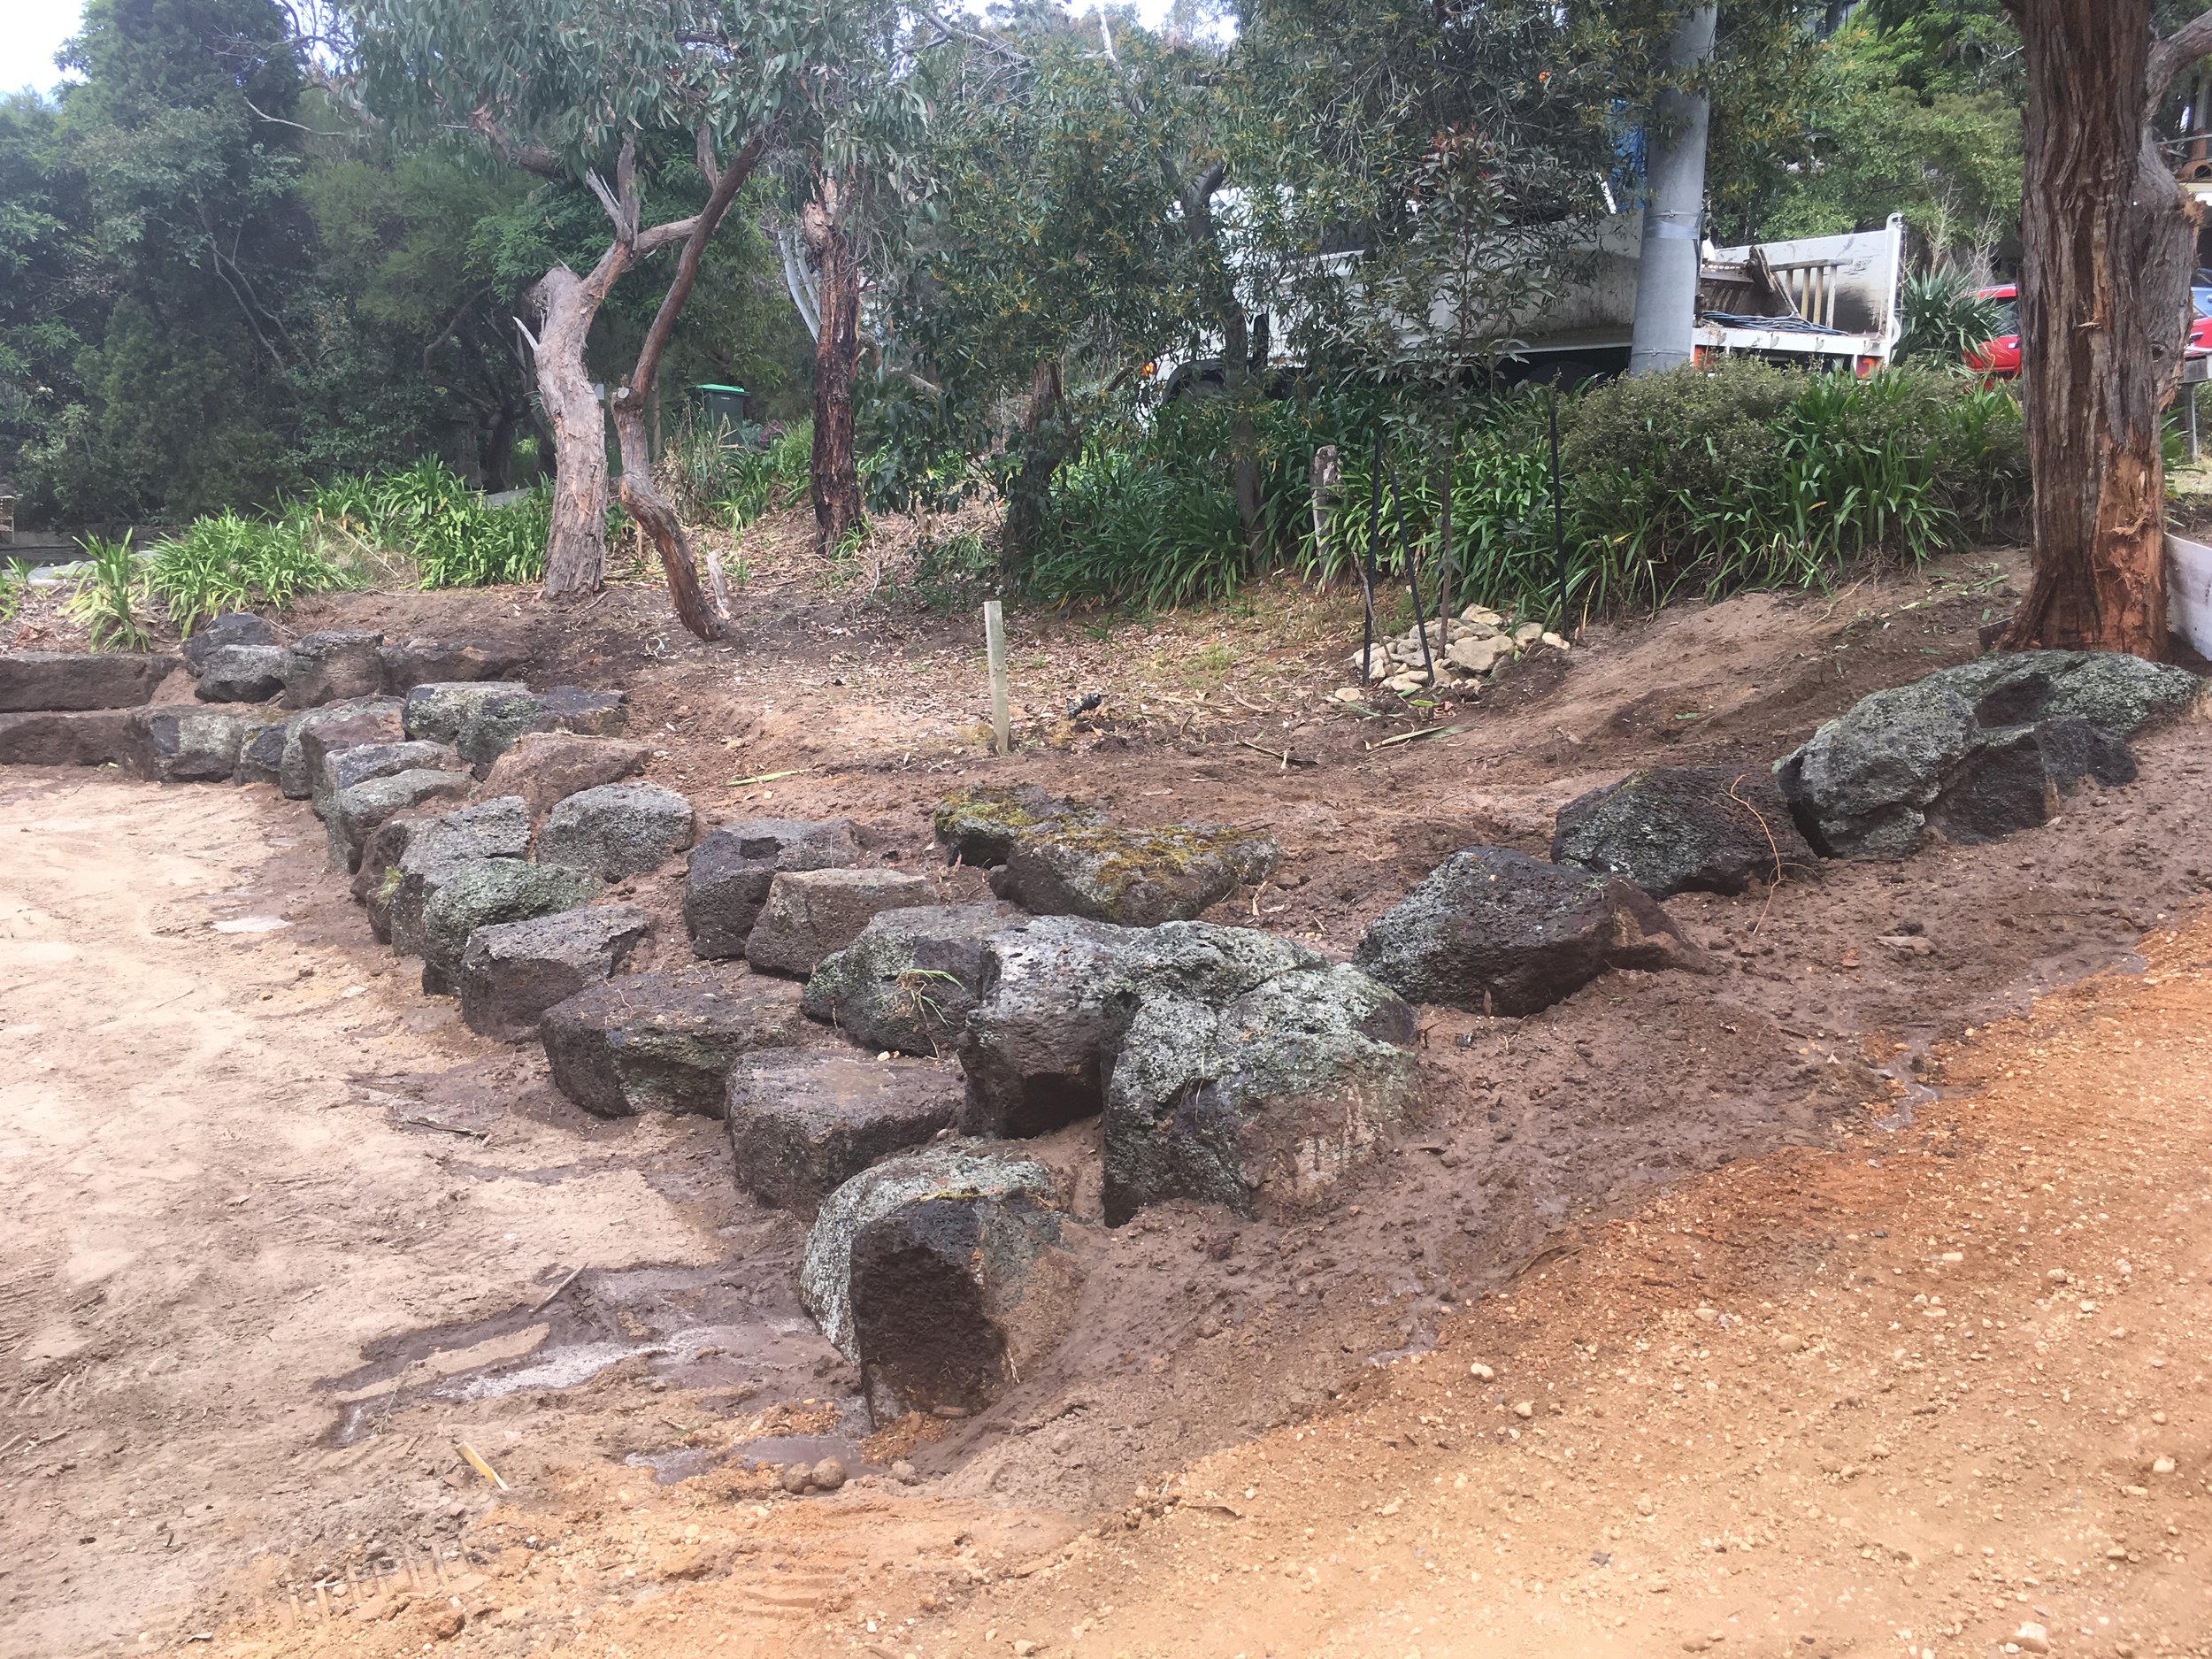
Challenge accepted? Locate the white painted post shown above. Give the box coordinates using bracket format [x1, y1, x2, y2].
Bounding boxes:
[983, 599, 1010, 757]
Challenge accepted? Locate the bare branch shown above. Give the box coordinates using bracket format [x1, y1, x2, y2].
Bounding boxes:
[2151, 11, 2212, 111]
[242, 96, 355, 139]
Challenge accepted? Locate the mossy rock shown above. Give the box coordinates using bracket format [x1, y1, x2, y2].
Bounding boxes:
[991, 818, 1279, 926]
[932, 783, 1099, 867]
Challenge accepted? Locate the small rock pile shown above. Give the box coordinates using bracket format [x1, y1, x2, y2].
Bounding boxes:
[1334, 605, 1570, 701]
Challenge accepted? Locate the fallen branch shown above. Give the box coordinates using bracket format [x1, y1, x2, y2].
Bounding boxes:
[457, 1441, 510, 1491]
[401, 1115, 488, 1141]
[1367, 724, 1463, 751]
[1236, 738, 1311, 769]
[528, 1265, 585, 1316]
[726, 766, 813, 787]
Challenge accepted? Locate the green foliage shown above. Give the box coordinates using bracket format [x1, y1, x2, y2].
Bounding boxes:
[1896, 268, 2007, 365]
[63, 534, 152, 650]
[716, 422, 814, 529]
[144, 511, 358, 634]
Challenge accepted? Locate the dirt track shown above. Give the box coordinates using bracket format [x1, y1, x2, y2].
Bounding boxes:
[2, 542, 2209, 1658]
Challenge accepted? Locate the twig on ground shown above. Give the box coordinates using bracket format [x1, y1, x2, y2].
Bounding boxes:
[1368, 724, 1463, 750]
[529, 1266, 585, 1316]
[401, 1115, 488, 1141]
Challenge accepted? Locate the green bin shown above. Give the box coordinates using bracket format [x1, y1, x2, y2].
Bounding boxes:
[693, 383, 751, 440]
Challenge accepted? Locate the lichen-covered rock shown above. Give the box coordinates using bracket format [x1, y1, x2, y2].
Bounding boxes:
[325, 768, 472, 873]
[0, 709, 134, 766]
[280, 697, 403, 799]
[1552, 765, 1819, 897]
[192, 643, 288, 703]
[802, 902, 1019, 1056]
[124, 705, 250, 783]
[1777, 652, 2198, 859]
[400, 680, 541, 773]
[416, 859, 599, 995]
[932, 783, 1100, 866]
[1932, 649, 2200, 736]
[800, 1142, 1078, 1425]
[956, 917, 1320, 1137]
[0, 651, 177, 712]
[180, 613, 277, 675]
[1353, 847, 1703, 1015]
[232, 716, 289, 786]
[726, 1051, 965, 1217]
[378, 637, 529, 693]
[358, 795, 532, 944]
[990, 818, 1279, 926]
[457, 903, 652, 1041]
[745, 868, 933, 976]
[540, 971, 802, 1118]
[683, 818, 864, 958]
[534, 782, 696, 881]
[478, 732, 650, 818]
[1102, 964, 1422, 1224]
[280, 630, 386, 710]
[531, 685, 628, 737]
[311, 737, 458, 818]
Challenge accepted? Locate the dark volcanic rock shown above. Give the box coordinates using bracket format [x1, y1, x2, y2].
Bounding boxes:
[325, 767, 472, 873]
[417, 859, 599, 995]
[478, 732, 649, 818]
[1102, 964, 1422, 1224]
[745, 868, 933, 976]
[0, 651, 176, 712]
[956, 917, 1320, 1138]
[932, 783, 1100, 866]
[311, 737, 457, 818]
[534, 782, 697, 881]
[358, 796, 532, 944]
[540, 971, 803, 1118]
[379, 637, 529, 693]
[800, 1143, 1079, 1425]
[991, 818, 1279, 926]
[1352, 847, 1704, 1016]
[726, 1051, 965, 1217]
[232, 716, 291, 786]
[180, 613, 278, 674]
[1778, 651, 2199, 859]
[192, 643, 288, 703]
[802, 902, 1019, 1056]
[1551, 764, 1819, 897]
[124, 705, 250, 783]
[683, 818, 864, 959]
[457, 903, 652, 1041]
[280, 697, 404, 799]
[0, 709, 134, 766]
[401, 680, 542, 773]
[280, 630, 386, 710]
[531, 685, 628, 737]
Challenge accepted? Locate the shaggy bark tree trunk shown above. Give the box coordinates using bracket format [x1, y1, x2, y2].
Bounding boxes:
[2002, 0, 2212, 657]
[530, 265, 615, 600]
[1002, 357, 1068, 572]
[804, 176, 864, 556]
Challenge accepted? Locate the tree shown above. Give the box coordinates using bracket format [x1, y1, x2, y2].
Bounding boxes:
[2000, 1, 2212, 657]
[351, 0, 841, 637]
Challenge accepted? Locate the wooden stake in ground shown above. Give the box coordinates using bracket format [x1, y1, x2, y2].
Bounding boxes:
[983, 600, 1010, 757]
[2002, 0, 2212, 657]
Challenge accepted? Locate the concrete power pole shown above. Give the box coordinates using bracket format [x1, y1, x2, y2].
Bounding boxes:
[1627, 4, 1718, 378]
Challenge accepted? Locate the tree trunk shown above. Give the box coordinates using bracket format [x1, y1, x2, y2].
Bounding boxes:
[611, 401, 718, 640]
[483, 401, 521, 494]
[1627, 4, 1717, 378]
[804, 178, 864, 556]
[529, 266, 613, 599]
[1002, 357, 1069, 572]
[2003, 0, 2199, 658]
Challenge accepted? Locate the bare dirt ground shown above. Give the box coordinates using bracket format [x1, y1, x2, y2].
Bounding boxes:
[2, 528, 2208, 1659]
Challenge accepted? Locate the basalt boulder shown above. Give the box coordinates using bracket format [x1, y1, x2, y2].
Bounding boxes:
[180, 613, 278, 675]
[1551, 765, 1819, 897]
[683, 817, 864, 959]
[932, 783, 1101, 866]
[416, 859, 599, 995]
[800, 1142, 1079, 1425]
[801, 901, 1019, 1056]
[478, 732, 650, 818]
[744, 867, 933, 977]
[1353, 847, 1704, 1016]
[457, 903, 652, 1041]
[534, 782, 697, 882]
[0, 651, 176, 712]
[990, 818, 1279, 926]
[0, 709, 134, 767]
[401, 681, 542, 774]
[280, 697, 404, 799]
[325, 767, 472, 873]
[311, 737, 458, 818]
[379, 637, 529, 694]
[192, 644, 289, 704]
[726, 1051, 965, 1217]
[357, 795, 533, 945]
[531, 685, 628, 738]
[232, 716, 291, 787]
[540, 971, 803, 1118]
[124, 705, 250, 783]
[1102, 964, 1422, 1224]
[280, 631, 386, 710]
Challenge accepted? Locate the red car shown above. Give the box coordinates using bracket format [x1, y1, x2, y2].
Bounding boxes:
[1966, 282, 2212, 377]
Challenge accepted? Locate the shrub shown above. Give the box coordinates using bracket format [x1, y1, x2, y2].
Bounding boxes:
[1896, 268, 2007, 365]
[64, 534, 153, 651]
[716, 420, 813, 528]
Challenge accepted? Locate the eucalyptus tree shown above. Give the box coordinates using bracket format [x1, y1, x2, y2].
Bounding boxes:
[350, 0, 844, 637]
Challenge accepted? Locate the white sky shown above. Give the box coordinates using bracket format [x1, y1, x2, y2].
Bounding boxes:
[0, 0, 1194, 102]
